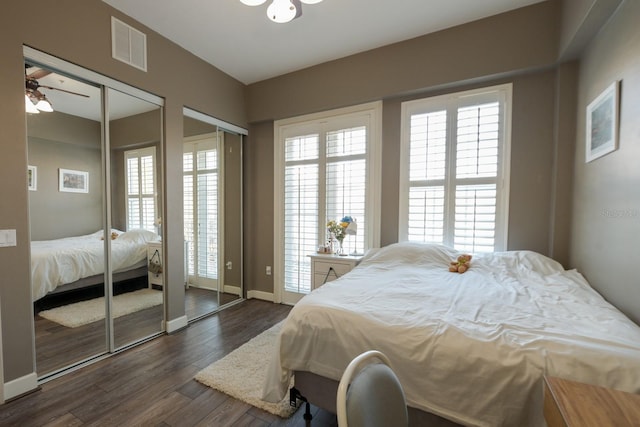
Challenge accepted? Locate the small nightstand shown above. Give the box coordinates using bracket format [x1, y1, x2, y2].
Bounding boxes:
[543, 376, 640, 427]
[147, 241, 163, 288]
[308, 253, 363, 290]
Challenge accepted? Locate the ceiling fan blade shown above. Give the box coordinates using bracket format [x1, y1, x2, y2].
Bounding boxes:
[27, 69, 52, 80]
[38, 85, 90, 98]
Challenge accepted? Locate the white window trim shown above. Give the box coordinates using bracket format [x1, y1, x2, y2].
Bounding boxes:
[398, 84, 512, 251]
[183, 133, 221, 288]
[124, 146, 158, 233]
[273, 101, 382, 304]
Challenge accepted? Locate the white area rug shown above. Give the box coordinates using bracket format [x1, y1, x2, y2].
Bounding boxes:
[38, 289, 163, 328]
[195, 320, 296, 418]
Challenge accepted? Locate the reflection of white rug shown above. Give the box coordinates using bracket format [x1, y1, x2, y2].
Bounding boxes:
[195, 321, 296, 418]
[38, 289, 162, 328]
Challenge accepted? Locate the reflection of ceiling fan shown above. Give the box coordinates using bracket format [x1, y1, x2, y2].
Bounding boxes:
[25, 66, 89, 114]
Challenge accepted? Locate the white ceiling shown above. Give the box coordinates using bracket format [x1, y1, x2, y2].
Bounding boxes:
[101, 0, 547, 85]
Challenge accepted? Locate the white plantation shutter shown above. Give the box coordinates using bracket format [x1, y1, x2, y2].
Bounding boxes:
[183, 153, 195, 276]
[184, 138, 218, 283]
[407, 110, 447, 244]
[284, 134, 319, 293]
[401, 85, 511, 252]
[326, 126, 367, 254]
[453, 102, 500, 252]
[276, 102, 382, 301]
[125, 147, 156, 232]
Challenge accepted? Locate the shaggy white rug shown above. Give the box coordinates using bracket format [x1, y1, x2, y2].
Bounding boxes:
[38, 289, 163, 328]
[195, 320, 297, 418]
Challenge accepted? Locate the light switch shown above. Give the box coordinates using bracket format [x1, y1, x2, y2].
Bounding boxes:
[0, 229, 17, 247]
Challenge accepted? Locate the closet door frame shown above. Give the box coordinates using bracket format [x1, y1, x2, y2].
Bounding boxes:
[25, 46, 165, 371]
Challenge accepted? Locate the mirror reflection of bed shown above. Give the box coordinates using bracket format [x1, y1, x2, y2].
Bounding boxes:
[27, 62, 164, 377]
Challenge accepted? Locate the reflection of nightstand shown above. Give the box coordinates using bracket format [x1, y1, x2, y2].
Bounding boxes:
[544, 376, 640, 427]
[308, 253, 363, 290]
[147, 241, 163, 288]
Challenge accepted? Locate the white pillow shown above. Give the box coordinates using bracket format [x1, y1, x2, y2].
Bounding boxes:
[117, 229, 159, 243]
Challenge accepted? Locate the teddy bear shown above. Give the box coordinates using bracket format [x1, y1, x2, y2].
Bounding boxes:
[449, 254, 472, 273]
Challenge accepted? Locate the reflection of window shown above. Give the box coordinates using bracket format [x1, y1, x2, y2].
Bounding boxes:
[399, 84, 512, 252]
[183, 136, 218, 284]
[125, 147, 157, 232]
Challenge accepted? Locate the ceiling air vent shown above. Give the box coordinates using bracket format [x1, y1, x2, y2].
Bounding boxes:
[111, 17, 147, 72]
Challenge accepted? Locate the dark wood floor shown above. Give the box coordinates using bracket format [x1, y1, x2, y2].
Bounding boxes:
[5, 299, 339, 427]
[35, 285, 240, 376]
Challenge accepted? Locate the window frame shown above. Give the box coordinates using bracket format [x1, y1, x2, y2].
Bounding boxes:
[183, 133, 220, 287]
[274, 101, 382, 304]
[124, 146, 158, 233]
[398, 84, 512, 251]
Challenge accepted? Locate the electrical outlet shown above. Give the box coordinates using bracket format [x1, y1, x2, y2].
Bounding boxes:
[226, 261, 232, 270]
[266, 265, 272, 275]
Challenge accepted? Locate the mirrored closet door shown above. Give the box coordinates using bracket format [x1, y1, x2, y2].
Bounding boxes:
[183, 108, 245, 321]
[28, 66, 108, 375]
[107, 87, 164, 350]
[26, 48, 165, 378]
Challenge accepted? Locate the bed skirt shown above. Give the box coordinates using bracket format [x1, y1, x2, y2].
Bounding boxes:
[44, 265, 148, 296]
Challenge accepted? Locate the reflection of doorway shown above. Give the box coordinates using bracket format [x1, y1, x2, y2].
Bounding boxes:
[183, 110, 245, 321]
[184, 134, 220, 291]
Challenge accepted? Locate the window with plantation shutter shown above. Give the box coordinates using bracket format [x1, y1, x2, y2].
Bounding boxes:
[275, 102, 382, 304]
[184, 136, 219, 287]
[125, 147, 157, 232]
[400, 84, 511, 252]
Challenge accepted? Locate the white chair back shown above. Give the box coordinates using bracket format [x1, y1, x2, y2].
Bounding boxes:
[336, 350, 409, 427]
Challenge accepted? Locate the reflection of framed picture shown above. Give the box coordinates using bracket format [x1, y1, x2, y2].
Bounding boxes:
[59, 168, 89, 193]
[28, 165, 37, 191]
[586, 81, 619, 162]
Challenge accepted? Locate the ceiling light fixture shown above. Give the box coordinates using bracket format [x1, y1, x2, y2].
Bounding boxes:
[25, 77, 54, 114]
[34, 95, 54, 112]
[240, 0, 323, 24]
[25, 90, 54, 113]
[25, 94, 39, 114]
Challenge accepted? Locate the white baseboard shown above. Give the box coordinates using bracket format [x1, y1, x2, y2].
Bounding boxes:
[223, 285, 241, 296]
[4, 372, 38, 400]
[247, 290, 274, 302]
[165, 315, 188, 333]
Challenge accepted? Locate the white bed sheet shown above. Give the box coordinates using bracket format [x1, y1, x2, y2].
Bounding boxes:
[31, 229, 159, 301]
[262, 242, 640, 427]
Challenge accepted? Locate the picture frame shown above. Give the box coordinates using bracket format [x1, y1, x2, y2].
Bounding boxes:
[28, 165, 37, 191]
[59, 168, 89, 193]
[586, 81, 619, 163]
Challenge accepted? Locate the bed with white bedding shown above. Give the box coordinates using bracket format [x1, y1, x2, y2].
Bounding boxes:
[31, 229, 159, 301]
[262, 242, 640, 427]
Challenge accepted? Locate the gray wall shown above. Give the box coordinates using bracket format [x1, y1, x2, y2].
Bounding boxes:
[0, 0, 246, 386]
[27, 112, 103, 240]
[571, 0, 640, 324]
[28, 137, 103, 241]
[244, 1, 577, 295]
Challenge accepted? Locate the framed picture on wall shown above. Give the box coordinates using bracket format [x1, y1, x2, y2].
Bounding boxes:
[28, 165, 37, 191]
[59, 168, 89, 193]
[586, 80, 620, 163]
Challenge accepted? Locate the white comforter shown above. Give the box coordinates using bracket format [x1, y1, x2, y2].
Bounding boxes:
[262, 242, 640, 427]
[31, 229, 159, 301]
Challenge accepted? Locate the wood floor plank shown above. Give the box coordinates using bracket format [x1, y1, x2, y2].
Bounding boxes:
[193, 396, 252, 427]
[0, 299, 340, 427]
[113, 391, 192, 427]
[40, 412, 84, 427]
[163, 388, 229, 426]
